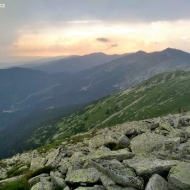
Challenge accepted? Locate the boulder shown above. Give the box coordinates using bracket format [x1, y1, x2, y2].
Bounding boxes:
[123, 158, 178, 179]
[45, 148, 62, 166]
[0, 167, 7, 180]
[118, 135, 130, 146]
[168, 162, 190, 190]
[63, 187, 70, 190]
[88, 147, 135, 161]
[30, 151, 46, 171]
[90, 159, 144, 189]
[124, 122, 150, 138]
[94, 159, 134, 188]
[75, 185, 106, 190]
[58, 158, 69, 174]
[28, 173, 49, 186]
[107, 185, 137, 190]
[176, 141, 190, 158]
[50, 171, 65, 186]
[145, 174, 168, 190]
[130, 133, 166, 155]
[65, 168, 100, 184]
[89, 135, 118, 149]
[98, 171, 115, 187]
[30, 181, 54, 190]
[159, 118, 172, 132]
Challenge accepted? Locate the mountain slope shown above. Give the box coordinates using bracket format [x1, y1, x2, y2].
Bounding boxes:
[6, 70, 188, 156]
[0, 103, 87, 159]
[32, 52, 124, 73]
[13, 48, 190, 111]
[30, 71, 190, 144]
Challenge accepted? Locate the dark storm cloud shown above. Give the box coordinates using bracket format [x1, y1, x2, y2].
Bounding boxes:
[2, 0, 190, 24]
[96, 38, 110, 43]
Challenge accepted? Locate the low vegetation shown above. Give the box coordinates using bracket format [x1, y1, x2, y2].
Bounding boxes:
[0, 166, 55, 190]
[29, 71, 190, 147]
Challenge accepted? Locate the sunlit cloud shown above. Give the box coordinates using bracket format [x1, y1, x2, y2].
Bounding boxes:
[2, 17, 190, 57]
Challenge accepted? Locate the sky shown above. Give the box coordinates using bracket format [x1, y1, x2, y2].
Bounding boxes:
[1, 0, 190, 62]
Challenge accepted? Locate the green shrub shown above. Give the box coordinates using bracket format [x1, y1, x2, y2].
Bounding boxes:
[1, 178, 30, 190]
[26, 166, 54, 180]
[104, 142, 118, 150]
[6, 166, 28, 178]
[113, 144, 128, 151]
[1, 166, 54, 190]
[54, 185, 66, 190]
[0, 161, 7, 168]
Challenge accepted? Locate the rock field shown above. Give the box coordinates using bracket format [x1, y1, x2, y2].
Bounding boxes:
[1, 112, 190, 189]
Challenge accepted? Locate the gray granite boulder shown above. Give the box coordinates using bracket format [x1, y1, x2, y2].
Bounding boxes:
[28, 173, 49, 186]
[168, 162, 190, 190]
[145, 174, 168, 190]
[50, 171, 65, 186]
[75, 185, 106, 190]
[0, 167, 7, 180]
[30, 151, 46, 171]
[90, 159, 144, 189]
[123, 158, 178, 179]
[30, 181, 54, 190]
[130, 133, 166, 155]
[88, 147, 135, 161]
[65, 168, 100, 184]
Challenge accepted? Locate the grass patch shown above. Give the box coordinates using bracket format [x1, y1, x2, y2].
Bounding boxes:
[1, 166, 55, 190]
[104, 142, 118, 150]
[0, 161, 7, 168]
[26, 166, 54, 180]
[0, 178, 30, 190]
[6, 166, 29, 178]
[54, 185, 66, 190]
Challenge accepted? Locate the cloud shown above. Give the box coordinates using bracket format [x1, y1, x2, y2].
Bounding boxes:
[1, 0, 190, 59]
[96, 38, 110, 43]
[110, 44, 118, 47]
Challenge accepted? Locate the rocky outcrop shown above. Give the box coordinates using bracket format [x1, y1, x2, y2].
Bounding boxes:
[1, 112, 190, 190]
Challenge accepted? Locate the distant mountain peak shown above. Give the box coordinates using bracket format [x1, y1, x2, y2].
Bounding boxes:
[135, 50, 147, 54]
[162, 47, 178, 52]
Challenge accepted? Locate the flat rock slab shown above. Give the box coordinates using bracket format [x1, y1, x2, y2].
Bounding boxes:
[89, 148, 135, 161]
[90, 159, 144, 190]
[75, 185, 106, 190]
[123, 158, 178, 178]
[65, 168, 100, 184]
[168, 162, 190, 190]
[145, 174, 168, 190]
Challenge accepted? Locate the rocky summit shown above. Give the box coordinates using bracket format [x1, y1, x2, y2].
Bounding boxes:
[1, 112, 190, 190]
